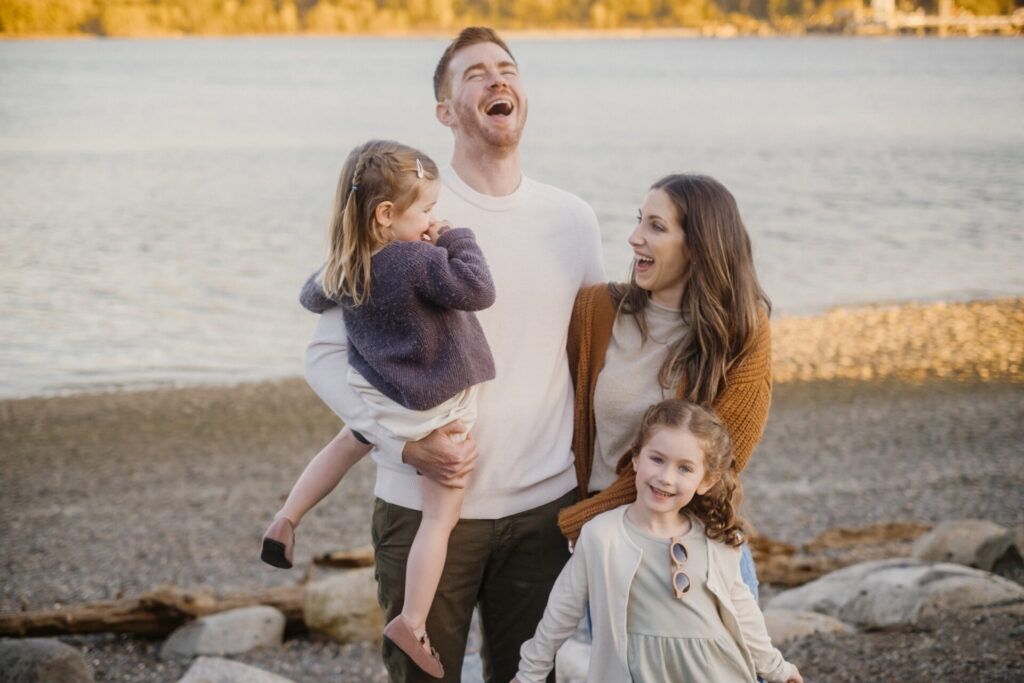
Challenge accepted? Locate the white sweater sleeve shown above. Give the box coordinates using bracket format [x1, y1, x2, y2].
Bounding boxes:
[304, 306, 405, 466]
[515, 529, 592, 683]
[728, 558, 795, 683]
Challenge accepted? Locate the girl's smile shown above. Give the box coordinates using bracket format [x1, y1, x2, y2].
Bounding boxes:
[629, 425, 717, 535]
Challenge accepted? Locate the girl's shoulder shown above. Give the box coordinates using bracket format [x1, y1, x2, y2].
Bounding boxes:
[577, 504, 629, 543]
[375, 240, 435, 258]
[686, 512, 742, 555]
[371, 240, 439, 272]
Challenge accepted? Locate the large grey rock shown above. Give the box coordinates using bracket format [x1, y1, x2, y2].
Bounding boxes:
[160, 606, 286, 660]
[0, 638, 94, 683]
[767, 559, 1024, 629]
[911, 519, 1015, 571]
[303, 567, 384, 643]
[763, 609, 854, 644]
[177, 656, 295, 683]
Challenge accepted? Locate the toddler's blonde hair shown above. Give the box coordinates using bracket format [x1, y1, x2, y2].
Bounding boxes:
[323, 140, 439, 305]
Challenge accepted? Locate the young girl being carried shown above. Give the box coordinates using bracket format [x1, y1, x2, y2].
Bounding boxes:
[514, 399, 803, 683]
[261, 139, 496, 679]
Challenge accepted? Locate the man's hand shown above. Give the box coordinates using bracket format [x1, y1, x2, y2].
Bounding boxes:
[786, 666, 804, 683]
[402, 420, 478, 488]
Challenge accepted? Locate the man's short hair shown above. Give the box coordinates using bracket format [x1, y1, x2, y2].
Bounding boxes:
[433, 26, 516, 102]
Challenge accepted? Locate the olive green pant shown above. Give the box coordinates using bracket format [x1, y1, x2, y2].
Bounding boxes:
[371, 489, 574, 683]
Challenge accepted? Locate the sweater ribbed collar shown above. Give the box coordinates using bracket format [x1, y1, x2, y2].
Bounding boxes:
[441, 165, 532, 212]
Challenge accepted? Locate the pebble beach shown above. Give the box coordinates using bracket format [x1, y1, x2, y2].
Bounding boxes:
[2, 297, 1022, 681]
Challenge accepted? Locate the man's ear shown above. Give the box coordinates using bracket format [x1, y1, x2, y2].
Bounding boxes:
[436, 100, 455, 128]
[374, 201, 394, 228]
[697, 474, 719, 496]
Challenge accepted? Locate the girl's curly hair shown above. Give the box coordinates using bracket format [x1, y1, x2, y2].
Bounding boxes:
[620, 399, 746, 547]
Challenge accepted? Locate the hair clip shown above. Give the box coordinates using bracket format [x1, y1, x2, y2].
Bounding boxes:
[350, 183, 358, 193]
[415, 159, 425, 179]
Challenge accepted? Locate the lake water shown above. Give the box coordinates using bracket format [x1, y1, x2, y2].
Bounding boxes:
[2, 37, 1022, 398]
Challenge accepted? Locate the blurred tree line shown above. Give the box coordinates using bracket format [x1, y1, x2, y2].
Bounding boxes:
[1, 0, 1020, 36]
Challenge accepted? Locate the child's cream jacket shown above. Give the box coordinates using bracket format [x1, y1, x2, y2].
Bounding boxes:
[516, 506, 796, 683]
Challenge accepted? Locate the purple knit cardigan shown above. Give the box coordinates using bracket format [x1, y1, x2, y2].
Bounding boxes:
[300, 228, 496, 411]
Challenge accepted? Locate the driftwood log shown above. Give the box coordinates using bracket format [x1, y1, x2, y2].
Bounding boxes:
[313, 546, 374, 568]
[0, 549, 376, 640]
[0, 583, 305, 639]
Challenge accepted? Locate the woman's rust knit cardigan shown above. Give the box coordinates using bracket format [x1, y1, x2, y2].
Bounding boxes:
[556, 283, 773, 542]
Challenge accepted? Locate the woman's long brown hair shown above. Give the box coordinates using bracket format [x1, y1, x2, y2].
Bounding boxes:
[610, 174, 770, 406]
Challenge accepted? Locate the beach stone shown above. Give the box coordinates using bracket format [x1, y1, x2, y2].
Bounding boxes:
[0, 638, 94, 682]
[177, 656, 295, 682]
[766, 559, 1024, 629]
[763, 609, 855, 644]
[911, 519, 1015, 571]
[303, 567, 384, 643]
[554, 638, 590, 683]
[159, 606, 286, 660]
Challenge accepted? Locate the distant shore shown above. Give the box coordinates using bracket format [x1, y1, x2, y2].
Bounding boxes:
[4, 23, 1022, 41]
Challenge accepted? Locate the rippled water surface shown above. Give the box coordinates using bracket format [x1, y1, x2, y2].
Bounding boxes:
[2, 37, 1022, 398]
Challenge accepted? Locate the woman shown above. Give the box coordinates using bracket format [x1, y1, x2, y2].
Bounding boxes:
[558, 173, 772, 596]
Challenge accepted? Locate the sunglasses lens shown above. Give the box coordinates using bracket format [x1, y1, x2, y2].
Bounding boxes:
[671, 542, 687, 564]
[673, 572, 690, 594]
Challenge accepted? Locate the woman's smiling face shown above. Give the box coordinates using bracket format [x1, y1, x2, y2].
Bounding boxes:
[628, 188, 690, 308]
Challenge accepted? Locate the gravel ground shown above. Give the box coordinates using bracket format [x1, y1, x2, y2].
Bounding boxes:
[2, 376, 1022, 681]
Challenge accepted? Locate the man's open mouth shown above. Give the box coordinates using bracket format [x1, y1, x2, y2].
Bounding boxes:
[485, 99, 514, 117]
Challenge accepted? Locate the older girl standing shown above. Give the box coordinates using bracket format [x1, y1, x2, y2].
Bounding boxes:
[557, 174, 772, 596]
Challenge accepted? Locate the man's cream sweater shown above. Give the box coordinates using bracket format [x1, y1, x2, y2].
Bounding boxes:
[305, 166, 604, 518]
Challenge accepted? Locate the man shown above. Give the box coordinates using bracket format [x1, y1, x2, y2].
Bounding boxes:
[305, 27, 604, 682]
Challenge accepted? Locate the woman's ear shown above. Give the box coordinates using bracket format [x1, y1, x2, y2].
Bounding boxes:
[697, 473, 719, 496]
[374, 201, 394, 228]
